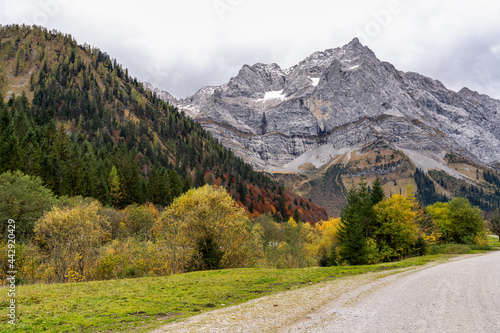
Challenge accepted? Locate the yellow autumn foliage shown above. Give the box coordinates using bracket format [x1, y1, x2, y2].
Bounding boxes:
[33, 200, 111, 282]
[154, 185, 254, 273]
[373, 191, 418, 259]
[316, 217, 341, 257]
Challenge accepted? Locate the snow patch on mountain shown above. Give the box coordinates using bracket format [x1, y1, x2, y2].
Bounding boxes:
[310, 78, 320, 87]
[146, 37, 500, 175]
[178, 104, 200, 116]
[257, 90, 287, 102]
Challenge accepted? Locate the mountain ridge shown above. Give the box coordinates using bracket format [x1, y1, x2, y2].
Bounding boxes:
[148, 38, 500, 170]
[146, 38, 500, 215]
[0, 24, 328, 222]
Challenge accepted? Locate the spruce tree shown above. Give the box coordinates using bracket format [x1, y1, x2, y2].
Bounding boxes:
[368, 177, 386, 236]
[260, 112, 267, 134]
[292, 208, 301, 223]
[370, 177, 385, 206]
[197, 235, 224, 270]
[338, 185, 369, 265]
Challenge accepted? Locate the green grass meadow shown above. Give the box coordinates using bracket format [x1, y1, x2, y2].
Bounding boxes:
[2, 241, 498, 332]
[0, 254, 453, 332]
[487, 234, 500, 248]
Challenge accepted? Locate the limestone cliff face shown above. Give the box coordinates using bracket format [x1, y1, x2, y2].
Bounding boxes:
[150, 38, 500, 174]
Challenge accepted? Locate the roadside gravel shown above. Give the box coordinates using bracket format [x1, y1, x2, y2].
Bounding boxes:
[150, 258, 456, 332]
[151, 252, 500, 332]
[295, 251, 500, 333]
[149, 269, 405, 332]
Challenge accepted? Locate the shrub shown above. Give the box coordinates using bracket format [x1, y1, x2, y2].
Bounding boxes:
[413, 235, 428, 256]
[154, 185, 253, 273]
[33, 200, 111, 282]
[0, 170, 57, 242]
[427, 198, 486, 245]
[428, 244, 472, 255]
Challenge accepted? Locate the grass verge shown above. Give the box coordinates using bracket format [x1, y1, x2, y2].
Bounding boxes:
[0, 252, 494, 332]
[487, 235, 500, 248]
[427, 236, 500, 255]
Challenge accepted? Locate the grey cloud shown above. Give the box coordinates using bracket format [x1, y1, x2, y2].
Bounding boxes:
[1, 1, 500, 99]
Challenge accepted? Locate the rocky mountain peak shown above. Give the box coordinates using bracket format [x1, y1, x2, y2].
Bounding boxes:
[226, 62, 286, 99]
[149, 39, 500, 175]
[143, 82, 179, 105]
[348, 36, 361, 45]
[344, 37, 370, 53]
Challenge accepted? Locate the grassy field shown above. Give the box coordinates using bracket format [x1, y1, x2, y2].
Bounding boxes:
[1, 248, 497, 332]
[487, 234, 500, 248]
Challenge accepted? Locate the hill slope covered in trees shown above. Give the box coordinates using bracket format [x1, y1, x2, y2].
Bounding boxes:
[0, 24, 328, 222]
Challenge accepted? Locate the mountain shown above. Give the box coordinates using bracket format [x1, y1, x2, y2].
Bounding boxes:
[149, 38, 500, 215]
[0, 24, 328, 222]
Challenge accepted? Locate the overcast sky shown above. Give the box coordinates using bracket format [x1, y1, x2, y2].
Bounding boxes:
[1, 0, 500, 99]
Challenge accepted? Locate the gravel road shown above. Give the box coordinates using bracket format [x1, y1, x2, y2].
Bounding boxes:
[151, 252, 500, 333]
[287, 251, 500, 332]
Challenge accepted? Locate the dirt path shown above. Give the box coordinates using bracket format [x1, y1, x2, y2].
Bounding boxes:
[150, 252, 500, 332]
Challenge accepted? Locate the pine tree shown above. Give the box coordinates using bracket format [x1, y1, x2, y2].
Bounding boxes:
[338, 186, 368, 265]
[338, 181, 373, 265]
[168, 169, 183, 199]
[21, 127, 41, 175]
[0, 105, 21, 173]
[277, 194, 288, 221]
[237, 180, 248, 204]
[81, 144, 102, 199]
[292, 208, 301, 223]
[370, 177, 385, 206]
[490, 208, 500, 238]
[260, 112, 267, 134]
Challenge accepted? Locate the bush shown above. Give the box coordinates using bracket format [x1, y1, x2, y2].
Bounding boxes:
[94, 238, 168, 279]
[469, 244, 492, 251]
[413, 236, 428, 256]
[33, 200, 111, 282]
[427, 198, 486, 245]
[0, 170, 57, 242]
[319, 254, 329, 267]
[154, 185, 254, 273]
[428, 244, 472, 255]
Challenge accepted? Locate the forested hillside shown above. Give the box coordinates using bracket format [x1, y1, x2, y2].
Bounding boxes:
[0, 24, 328, 222]
[0, 25, 495, 290]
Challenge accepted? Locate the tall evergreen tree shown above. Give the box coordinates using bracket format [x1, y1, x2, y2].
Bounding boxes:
[292, 208, 301, 223]
[338, 186, 368, 265]
[260, 112, 267, 134]
[370, 177, 385, 206]
[490, 208, 500, 238]
[338, 179, 376, 265]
